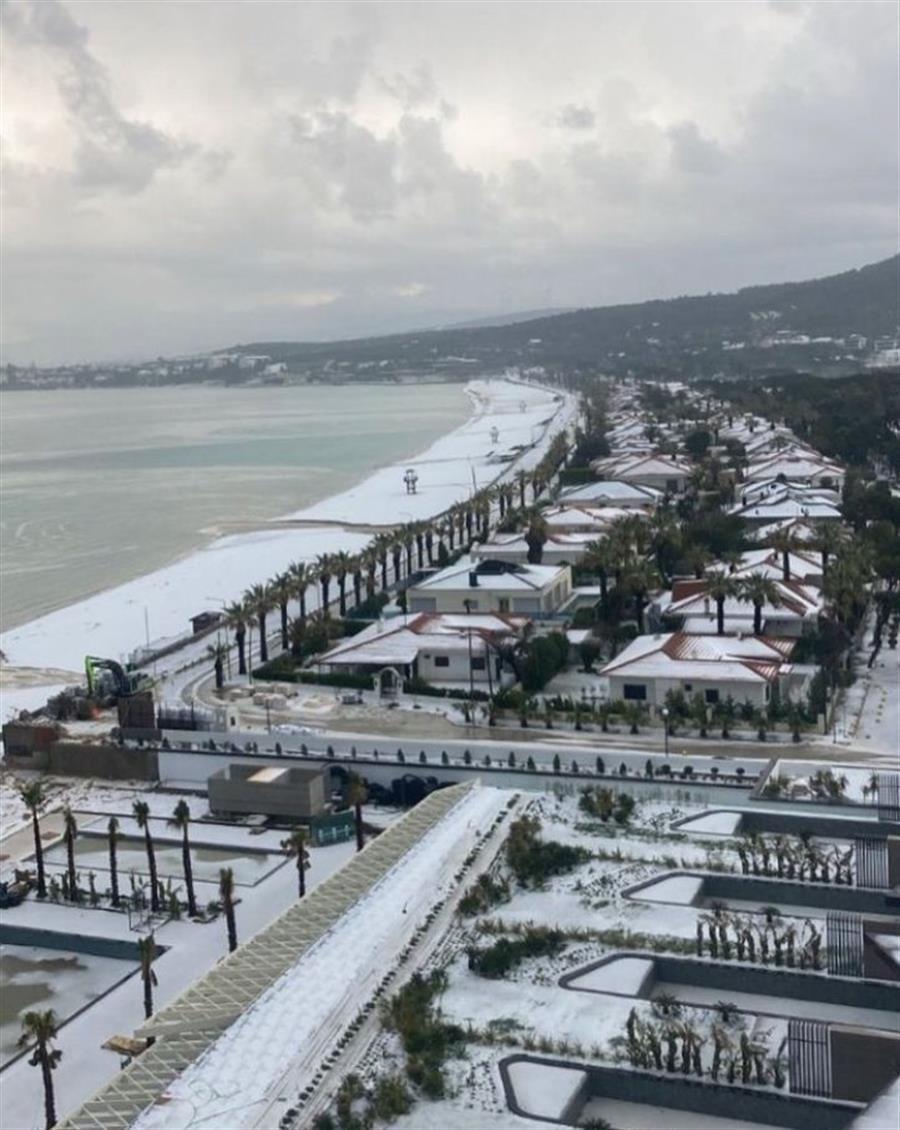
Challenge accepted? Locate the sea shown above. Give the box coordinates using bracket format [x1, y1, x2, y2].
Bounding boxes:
[0, 382, 469, 631]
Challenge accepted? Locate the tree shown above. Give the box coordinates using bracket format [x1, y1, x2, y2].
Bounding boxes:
[245, 582, 272, 664]
[138, 934, 158, 1021]
[168, 800, 197, 917]
[813, 522, 847, 578]
[281, 827, 310, 898]
[620, 559, 659, 634]
[62, 806, 78, 902]
[107, 816, 121, 907]
[206, 641, 228, 690]
[133, 800, 160, 914]
[333, 550, 353, 617]
[346, 773, 368, 852]
[524, 510, 548, 565]
[770, 530, 797, 582]
[316, 554, 333, 615]
[19, 781, 48, 899]
[19, 1010, 62, 1130]
[705, 574, 738, 636]
[225, 600, 248, 675]
[272, 573, 293, 651]
[288, 560, 311, 621]
[738, 574, 782, 636]
[219, 867, 238, 952]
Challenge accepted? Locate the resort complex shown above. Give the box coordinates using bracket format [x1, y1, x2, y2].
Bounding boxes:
[1, 371, 898, 1130]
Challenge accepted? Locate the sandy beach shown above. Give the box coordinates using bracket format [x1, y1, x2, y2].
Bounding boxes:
[0, 377, 575, 720]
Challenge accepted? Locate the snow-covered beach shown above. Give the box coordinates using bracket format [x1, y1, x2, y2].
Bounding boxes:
[0, 378, 575, 719]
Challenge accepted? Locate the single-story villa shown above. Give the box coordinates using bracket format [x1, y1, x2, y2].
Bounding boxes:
[591, 454, 692, 495]
[317, 610, 528, 689]
[601, 631, 800, 709]
[556, 480, 661, 510]
[657, 576, 822, 637]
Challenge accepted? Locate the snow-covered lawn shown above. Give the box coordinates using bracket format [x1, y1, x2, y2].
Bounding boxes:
[565, 956, 655, 996]
[678, 810, 743, 835]
[627, 873, 705, 906]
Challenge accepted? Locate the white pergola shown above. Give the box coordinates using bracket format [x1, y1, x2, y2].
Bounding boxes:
[60, 781, 474, 1130]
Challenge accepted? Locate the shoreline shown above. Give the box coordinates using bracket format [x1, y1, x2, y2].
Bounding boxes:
[0, 378, 575, 717]
[0, 381, 472, 634]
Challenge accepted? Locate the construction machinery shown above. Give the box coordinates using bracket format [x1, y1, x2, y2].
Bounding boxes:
[84, 656, 151, 703]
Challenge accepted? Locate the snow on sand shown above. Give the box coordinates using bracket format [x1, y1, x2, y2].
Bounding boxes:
[1, 379, 573, 719]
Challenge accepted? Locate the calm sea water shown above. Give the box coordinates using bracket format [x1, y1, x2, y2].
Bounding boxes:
[0, 383, 468, 630]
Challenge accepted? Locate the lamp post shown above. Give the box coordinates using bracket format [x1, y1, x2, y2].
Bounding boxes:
[661, 706, 670, 759]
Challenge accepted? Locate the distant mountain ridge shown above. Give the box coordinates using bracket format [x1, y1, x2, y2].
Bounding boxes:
[232, 255, 899, 379]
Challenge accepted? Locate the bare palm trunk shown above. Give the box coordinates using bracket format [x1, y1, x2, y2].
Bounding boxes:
[354, 802, 364, 852]
[144, 830, 160, 913]
[181, 828, 197, 917]
[109, 837, 120, 907]
[224, 900, 237, 952]
[258, 613, 269, 663]
[236, 628, 247, 675]
[40, 1051, 56, 1130]
[31, 811, 47, 899]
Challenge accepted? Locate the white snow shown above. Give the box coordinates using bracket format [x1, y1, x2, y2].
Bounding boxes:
[633, 874, 705, 906]
[580, 1096, 783, 1130]
[506, 1061, 586, 1120]
[678, 811, 743, 835]
[565, 957, 655, 996]
[132, 785, 509, 1130]
[0, 378, 575, 720]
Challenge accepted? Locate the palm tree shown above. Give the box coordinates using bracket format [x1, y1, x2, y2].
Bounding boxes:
[225, 600, 248, 675]
[168, 800, 197, 917]
[18, 781, 47, 899]
[333, 551, 352, 617]
[705, 574, 739, 636]
[621, 558, 659, 633]
[346, 773, 368, 852]
[813, 522, 847, 578]
[738, 574, 782, 636]
[18, 1010, 62, 1130]
[350, 554, 363, 608]
[316, 554, 333, 616]
[584, 539, 614, 604]
[524, 509, 549, 564]
[287, 560, 311, 622]
[280, 827, 310, 898]
[245, 582, 272, 664]
[770, 529, 797, 582]
[107, 816, 121, 907]
[62, 806, 78, 902]
[272, 573, 293, 650]
[133, 801, 160, 914]
[137, 934, 158, 1021]
[219, 867, 238, 952]
[373, 534, 391, 591]
[206, 641, 228, 690]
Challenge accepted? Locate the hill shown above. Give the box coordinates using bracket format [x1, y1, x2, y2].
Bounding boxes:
[236, 255, 899, 380]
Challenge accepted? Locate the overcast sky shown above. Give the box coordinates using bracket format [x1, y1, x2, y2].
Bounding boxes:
[2, 0, 898, 364]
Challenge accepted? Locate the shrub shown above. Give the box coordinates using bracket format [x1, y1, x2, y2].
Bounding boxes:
[505, 814, 590, 886]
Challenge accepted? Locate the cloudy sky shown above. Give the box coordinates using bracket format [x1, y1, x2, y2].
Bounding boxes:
[2, 0, 898, 364]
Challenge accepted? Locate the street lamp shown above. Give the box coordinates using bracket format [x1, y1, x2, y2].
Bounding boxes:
[661, 706, 670, 758]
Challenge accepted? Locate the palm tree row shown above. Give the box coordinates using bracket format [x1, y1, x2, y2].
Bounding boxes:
[696, 903, 824, 970]
[214, 471, 562, 681]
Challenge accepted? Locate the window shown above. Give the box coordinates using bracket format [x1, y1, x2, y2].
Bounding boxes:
[498, 598, 510, 613]
[623, 684, 647, 701]
[471, 657, 486, 671]
[462, 599, 479, 611]
[665, 478, 679, 493]
[705, 688, 719, 705]
[684, 683, 693, 693]
[434, 656, 450, 668]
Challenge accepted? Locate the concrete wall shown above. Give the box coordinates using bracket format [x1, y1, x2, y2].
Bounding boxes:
[698, 872, 895, 916]
[830, 1028, 900, 1104]
[13, 741, 160, 780]
[560, 952, 900, 1012]
[676, 809, 899, 843]
[499, 1055, 859, 1130]
[0, 922, 155, 962]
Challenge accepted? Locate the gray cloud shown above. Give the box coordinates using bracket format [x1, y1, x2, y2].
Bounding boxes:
[0, 0, 896, 363]
[555, 103, 596, 131]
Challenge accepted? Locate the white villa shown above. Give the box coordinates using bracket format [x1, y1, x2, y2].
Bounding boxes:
[470, 531, 596, 566]
[317, 611, 528, 689]
[729, 486, 842, 526]
[406, 556, 573, 616]
[745, 453, 846, 491]
[601, 631, 799, 709]
[591, 454, 692, 494]
[657, 576, 823, 637]
[540, 504, 637, 533]
[707, 547, 824, 588]
[556, 480, 661, 510]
